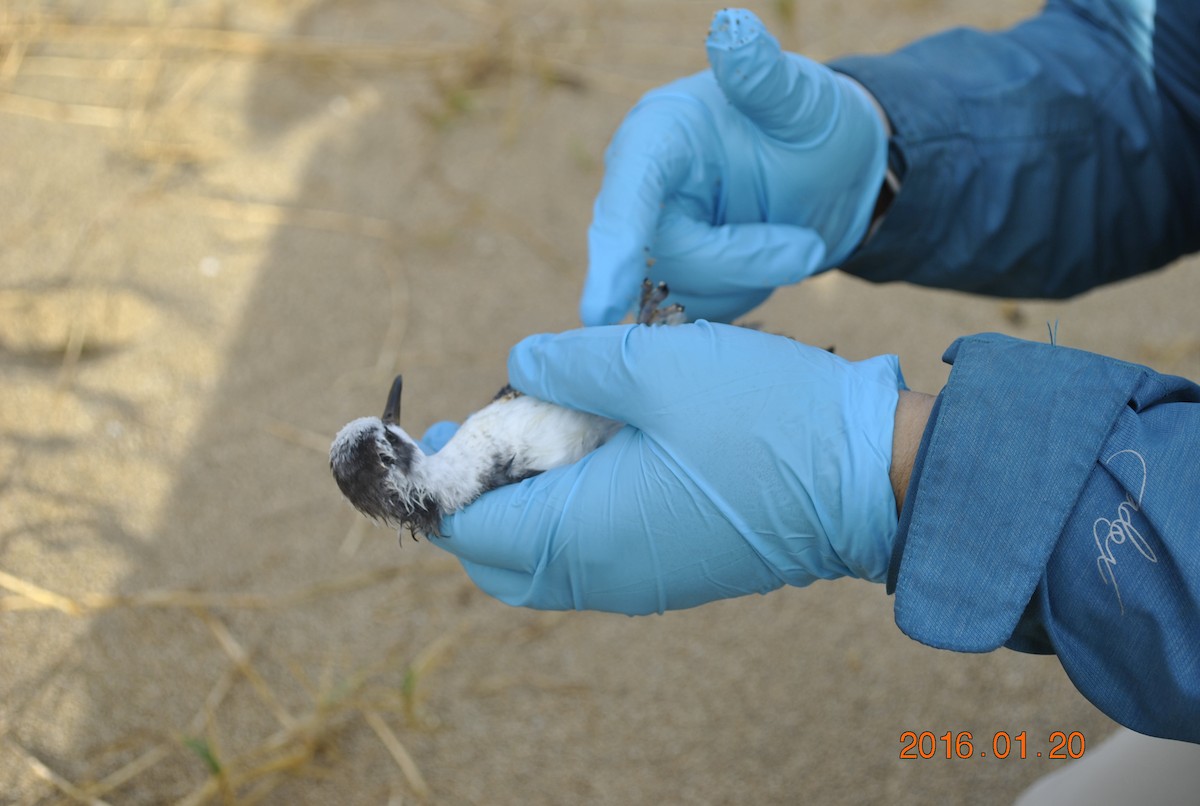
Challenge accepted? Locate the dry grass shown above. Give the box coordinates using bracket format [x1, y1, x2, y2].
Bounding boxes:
[0, 1, 584, 800]
[1, 559, 446, 801]
[2, 555, 466, 801]
[60, 624, 446, 805]
[0, 564, 407, 615]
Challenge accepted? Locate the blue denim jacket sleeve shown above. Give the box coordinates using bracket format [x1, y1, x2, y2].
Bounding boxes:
[826, 0, 1200, 741]
[890, 333, 1200, 742]
[831, 0, 1200, 296]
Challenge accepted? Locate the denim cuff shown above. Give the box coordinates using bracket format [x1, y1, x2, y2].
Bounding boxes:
[889, 333, 1147, 651]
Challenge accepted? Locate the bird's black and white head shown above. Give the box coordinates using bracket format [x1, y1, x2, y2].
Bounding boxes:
[329, 376, 442, 536]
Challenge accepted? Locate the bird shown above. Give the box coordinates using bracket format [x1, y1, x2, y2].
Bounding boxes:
[329, 280, 684, 539]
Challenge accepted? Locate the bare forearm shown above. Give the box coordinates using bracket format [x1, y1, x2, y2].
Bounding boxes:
[890, 389, 935, 514]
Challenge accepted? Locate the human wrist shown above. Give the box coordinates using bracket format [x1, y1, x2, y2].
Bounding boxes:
[890, 389, 936, 514]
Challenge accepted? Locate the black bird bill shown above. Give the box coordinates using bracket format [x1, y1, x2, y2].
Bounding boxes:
[382, 374, 403, 425]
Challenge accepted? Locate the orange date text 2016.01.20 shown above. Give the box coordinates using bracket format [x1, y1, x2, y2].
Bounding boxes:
[899, 731, 1085, 760]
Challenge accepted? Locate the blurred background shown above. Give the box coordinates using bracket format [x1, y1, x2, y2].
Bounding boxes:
[3, 0, 1197, 803]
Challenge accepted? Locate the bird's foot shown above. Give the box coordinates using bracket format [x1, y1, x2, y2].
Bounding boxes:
[637, 279, 686, 326]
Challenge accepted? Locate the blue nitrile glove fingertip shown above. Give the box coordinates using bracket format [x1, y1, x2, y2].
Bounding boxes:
[706, 8, 785, 107]
[507, 332, 557, 394]
[508, 327, 645, 418]
[706, 8, 767, 51]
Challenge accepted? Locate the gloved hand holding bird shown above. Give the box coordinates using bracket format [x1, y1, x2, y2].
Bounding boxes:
[329, 8, 909, 616]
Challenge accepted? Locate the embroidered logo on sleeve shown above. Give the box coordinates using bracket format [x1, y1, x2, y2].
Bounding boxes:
[1093, 449, 1157, 615]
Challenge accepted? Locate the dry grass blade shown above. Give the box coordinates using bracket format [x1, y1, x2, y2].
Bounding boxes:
[178, 194, 399, 241]
[0, 92, 125, 127]
[0, 22, 473, 67]
[401, 626, 469, 726]
[173, 666, 329, 805]
[174, 674, 363, 806]
[28, 600, 429, 802]
[0, 35, 27, 83]
[10, 54, 142, 80]
[196, 611, 297, 731]
[270, 565, 408, 609]
[72, 660, 239, 801]
[0, 568, 83, 614]
[0, 587, 272, 613]
[1, 393, 434, 796]
[176, 740, 317, 806]
[80, 745, 170, 801]
[8, 739, 113, 806]
[0, 565, 406, 614]
[364, 710, 429, 799]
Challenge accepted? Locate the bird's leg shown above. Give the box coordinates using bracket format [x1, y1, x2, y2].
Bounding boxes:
[637, 279, 686, 326]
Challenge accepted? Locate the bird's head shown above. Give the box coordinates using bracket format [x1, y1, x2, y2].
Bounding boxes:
[329, 375, 443, 536]
[329, 416, 422, 528]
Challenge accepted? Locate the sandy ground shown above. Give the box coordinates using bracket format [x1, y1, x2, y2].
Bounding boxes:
[2, 0, 1197, 803]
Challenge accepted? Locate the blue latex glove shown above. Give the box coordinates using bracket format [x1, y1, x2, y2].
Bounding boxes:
[433, 322, 903, 615]
[583, 8, 888, 326]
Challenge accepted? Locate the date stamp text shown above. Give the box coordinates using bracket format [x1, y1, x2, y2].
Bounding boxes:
[899, 731, 1085, 760]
